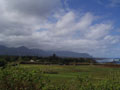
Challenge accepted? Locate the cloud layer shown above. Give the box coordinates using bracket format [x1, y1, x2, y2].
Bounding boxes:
[0, 0, 119, 57]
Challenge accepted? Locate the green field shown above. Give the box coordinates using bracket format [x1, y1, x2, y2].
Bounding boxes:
[20, 65, 120, 80]
[0, 65, 120, 90]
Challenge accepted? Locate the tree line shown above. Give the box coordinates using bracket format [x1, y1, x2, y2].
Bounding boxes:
[0, 54, 96, 67]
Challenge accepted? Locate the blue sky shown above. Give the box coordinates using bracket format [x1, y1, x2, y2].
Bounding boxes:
[60, 0, 120, 57]
[69, 0, 120, 35]
[66, 0, 120, 24]
[0, 0, 120, 57]
[72, 0, 120, 55]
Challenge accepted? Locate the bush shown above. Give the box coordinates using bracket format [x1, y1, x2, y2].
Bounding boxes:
[0, 66, 120, 90]
[0, 59, 7, 67]
[0, 67, 50, 90]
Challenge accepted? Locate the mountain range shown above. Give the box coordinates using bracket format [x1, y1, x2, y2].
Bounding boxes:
[0, 45, 92, 58]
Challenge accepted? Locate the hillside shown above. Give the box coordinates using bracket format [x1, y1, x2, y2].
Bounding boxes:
[0, 45, 92, 58]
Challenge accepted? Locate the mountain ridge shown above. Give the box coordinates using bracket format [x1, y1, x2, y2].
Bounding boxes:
[0, 45, 92, 58]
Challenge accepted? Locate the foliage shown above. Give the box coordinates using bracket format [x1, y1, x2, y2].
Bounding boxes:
[0, 67, 50, 90]
[0, 65, 120, 90]
[0, 55, 96, 65]
[0, 59, 7, 67]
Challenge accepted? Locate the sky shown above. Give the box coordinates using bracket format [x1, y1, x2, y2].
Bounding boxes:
[0, 0, 120, 57]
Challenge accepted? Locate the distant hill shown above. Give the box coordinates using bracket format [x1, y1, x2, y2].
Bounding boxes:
[0, 45, 92, 58]
[49, 51, 92, 58]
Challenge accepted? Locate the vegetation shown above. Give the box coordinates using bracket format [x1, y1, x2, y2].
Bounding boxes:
[0, 55, 120, 89]
[0, 64, 120, 90]
[0, 55, 96, 65]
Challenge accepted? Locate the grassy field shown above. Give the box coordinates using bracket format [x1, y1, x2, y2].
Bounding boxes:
[20, 64, 120, 79]
[1, 64, 120, 90]
[20, 65, 120, 89]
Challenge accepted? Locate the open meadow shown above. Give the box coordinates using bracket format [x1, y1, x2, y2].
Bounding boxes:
[0, 64, 120, 90]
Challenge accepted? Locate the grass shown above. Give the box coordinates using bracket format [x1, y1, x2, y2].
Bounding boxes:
[1, 64, 120, 90]
[20, 64, 120, 81]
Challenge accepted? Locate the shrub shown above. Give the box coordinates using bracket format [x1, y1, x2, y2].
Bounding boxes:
[0, 59, 7, 67]
[0, 67, 50, 90]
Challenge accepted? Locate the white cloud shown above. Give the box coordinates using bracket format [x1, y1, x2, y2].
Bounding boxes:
[85, 23, 113, 40]
[4, 0, 61, 17]
[0, 0, 119, 57]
